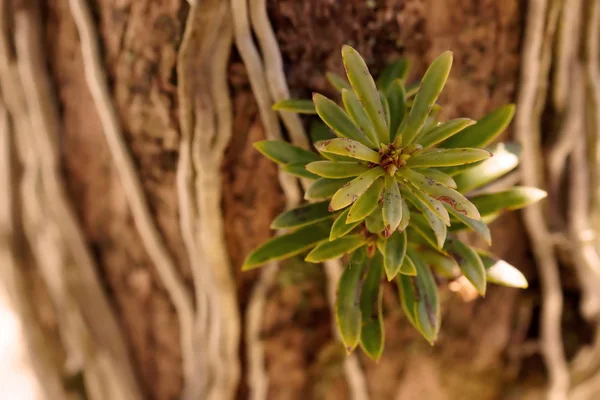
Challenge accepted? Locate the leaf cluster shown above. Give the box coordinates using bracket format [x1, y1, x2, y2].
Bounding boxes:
[244, 45, 546, 360]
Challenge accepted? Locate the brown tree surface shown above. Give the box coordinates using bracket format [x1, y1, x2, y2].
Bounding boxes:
[1, 0, 600, 399]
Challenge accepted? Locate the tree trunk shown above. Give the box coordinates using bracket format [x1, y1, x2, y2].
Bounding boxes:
[1, 0, 599, 399]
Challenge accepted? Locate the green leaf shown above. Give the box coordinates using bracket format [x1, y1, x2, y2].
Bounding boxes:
[445, 203, 491, 245]
[382, 175, 403, 237]
[281, 163, 320, 180]
[326, 71, 352, 92]
[408, 216, 440, 250]
[271, 201, 332, 229]
[313, 94, 374, 147]
[418, 113, 440, 143]
[387, 80, 407, 143]
[469, 187, 548, 218]
[441, 104, 516, 148]
[418, 118, 476, 149]
[359, 252, 384, 360]
[377, 58, 410, 90]
[446, 239, 486, 296]
[407, 248, 441, 344]
[336, 249, 368, 351]
[341, 89, 379, 147]
[396, 274, 418, 327]
[403, 190, 447, 249]
[416, 168, 457, 188]
[400, 254, 417, 275]
[405, 81, 419, 98]
[330, 167, 385, 211]
[365, 206, 385, 234]
[243, 221, 331, 270]
[379, 90, 391, 130]
[399, 51, 453, 146]
[254, 140, 319, 165]
[397, 168, 481, 220]
[398, 198, 411, 232]
[347, 177, 385, 223]
[309, 120, 335, 143]
[272, 99, 317, 114]
[315, 138, 380, 164]
[305, 161, 371, 178]
[401, 184, 450, 226]
[406, 148, 492, 168]
[453, 142, 521, 193]
[342, 45, 388, 143]
[384, 230, 407, 280]
[479, 251, 528, 288]
[305, 178, 353, 201]
[418, 249, 459, 278]
[305, 235, 366, 263]
[330, 208, 363, 240]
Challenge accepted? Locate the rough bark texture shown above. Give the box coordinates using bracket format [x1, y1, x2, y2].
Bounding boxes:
[4, 0, 594, 399]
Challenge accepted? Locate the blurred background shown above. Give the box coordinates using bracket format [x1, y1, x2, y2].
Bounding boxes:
[1, 0, 599, 399]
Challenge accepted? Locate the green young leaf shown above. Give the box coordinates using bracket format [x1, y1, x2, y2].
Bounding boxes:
[398, 197, 411, 232]
[441, 104, 515, 148]
[336, 249, 368, 351]
[342, 45, 388, 143]
[444, 203, 491, 245]
[379, 90, 391, 130]
[243, 221, 331, 270]
[365, 205, 385, 234]
[387, 80, 407, 142]
[326, 71, 352, 92]
[313, 94, 374, 147]
[397, 168, 481, 220]
[382, 175, 403, 237]
[469, 187, 548, 218]
[330, 208, 363, 240]
[384, 230, 407, 281]
[407, 248, 441, 344]
[305, 161, 371, 179]
[330, 167, 385, 211]
[272, 99, 317, 114]
[305, 178, 353, 201]
[396, 274, 418, 327]
[406, 148, 492, 168]
[315, 138, 380, 164]
[254, 140, 319, 165]
[418, 249, 460, 278]
[281, 163, 320, 180]
[417, 168, 457, 188]
[341, 89, 379, 147]
[446, 239, 487, 296]
[418, 118, 476, 149]
[377, 58, 410, 90]
[271, 201, 332, 230]
[401, 185, 450, 226]
[399, 51, 453, 146]
[309, 120, 336, 143]
[305, 235, 366, 263]
[453, 142, 521, 193]
[359, 252, 384, 360]
[479, 251, 528, 288]
[347, 177, 385, 223]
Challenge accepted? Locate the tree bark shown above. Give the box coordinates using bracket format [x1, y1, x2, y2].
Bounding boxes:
[1, 0, 599, 399]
